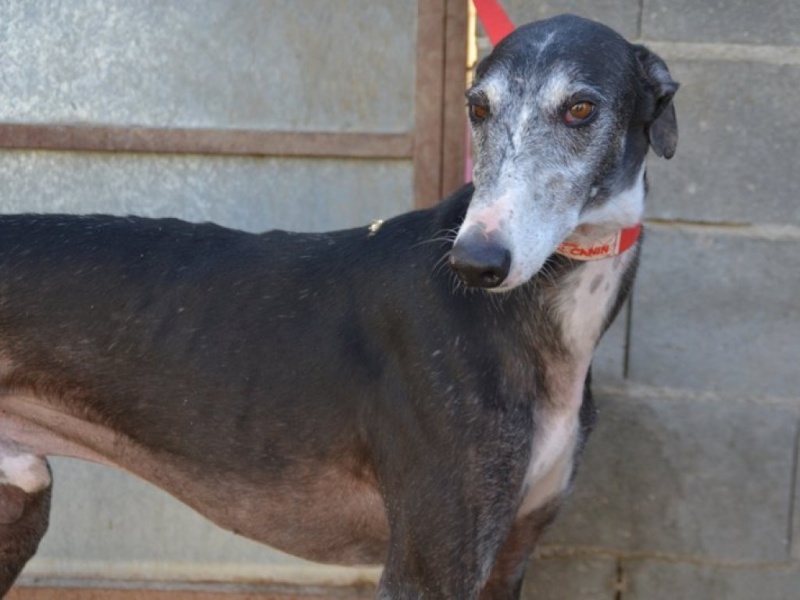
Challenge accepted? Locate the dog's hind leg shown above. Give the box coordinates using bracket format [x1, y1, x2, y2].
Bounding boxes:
[0, 443, 52, 596]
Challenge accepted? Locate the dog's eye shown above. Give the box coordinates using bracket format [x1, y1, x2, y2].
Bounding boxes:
[564, 102, 595, 124]
[469, 102, 490, 122]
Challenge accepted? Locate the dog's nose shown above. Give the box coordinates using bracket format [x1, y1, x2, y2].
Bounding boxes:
[449, 233, 511, 289]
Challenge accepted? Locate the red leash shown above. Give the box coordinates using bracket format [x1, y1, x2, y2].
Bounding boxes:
[465, 1, 515, 181]
[472, 0, 515, 45]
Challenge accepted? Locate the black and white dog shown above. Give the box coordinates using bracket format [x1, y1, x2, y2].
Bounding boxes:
[0, 15, 677, 599]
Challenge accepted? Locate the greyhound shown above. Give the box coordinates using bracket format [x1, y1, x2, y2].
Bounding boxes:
[0, 14, 677, 599]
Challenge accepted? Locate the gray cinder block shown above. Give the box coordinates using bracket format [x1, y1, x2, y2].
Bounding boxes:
[643, 0, 800, 45]
[646, 60, 800, 225]
[624, 559, 800, 600]
[503, 0, 640, 39]
[544, 389, 799, 562]
[793, 419, 800, 560]
[627, 227, 800, 398]
[523, 556, 618, 600]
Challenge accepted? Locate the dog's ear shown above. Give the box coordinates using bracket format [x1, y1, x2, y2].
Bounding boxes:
[634, 45, 679, 159]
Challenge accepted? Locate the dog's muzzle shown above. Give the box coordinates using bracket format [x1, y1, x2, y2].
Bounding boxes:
[449, 230, 511, 289]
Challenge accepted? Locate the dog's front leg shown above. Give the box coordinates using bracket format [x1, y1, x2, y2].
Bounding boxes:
[371, 398, 532, 599]
[478, 499, 563, 600]
[377, 482, 514, 600]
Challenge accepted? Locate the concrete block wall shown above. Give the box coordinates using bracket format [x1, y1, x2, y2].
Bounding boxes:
[495, 1, 800, 597]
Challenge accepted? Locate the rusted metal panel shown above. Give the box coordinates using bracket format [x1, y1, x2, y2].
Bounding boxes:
[9, 582, 375, 600]
[441, 0, 470, 198]
[413, 0, 469, 208]
[413, 0, 447, 209]
[0, 124, 413, 160]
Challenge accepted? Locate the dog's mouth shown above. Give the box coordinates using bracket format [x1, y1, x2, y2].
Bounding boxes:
[449, 207, 574, 291]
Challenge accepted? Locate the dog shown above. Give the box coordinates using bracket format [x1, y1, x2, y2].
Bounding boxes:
[0, 14, 677, 599]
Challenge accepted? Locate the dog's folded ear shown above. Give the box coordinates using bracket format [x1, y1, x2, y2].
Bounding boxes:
[634, 45, 679, 159]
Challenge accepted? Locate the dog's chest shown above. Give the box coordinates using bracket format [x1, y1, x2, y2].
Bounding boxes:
[518, 254, 631, 515]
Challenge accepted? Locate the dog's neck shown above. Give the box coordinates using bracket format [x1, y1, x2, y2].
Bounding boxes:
[556, 164, 646, 261]
[555, 223, 641, 261]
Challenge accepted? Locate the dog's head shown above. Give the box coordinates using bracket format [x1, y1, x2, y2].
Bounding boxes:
[449, 14, 678, 291]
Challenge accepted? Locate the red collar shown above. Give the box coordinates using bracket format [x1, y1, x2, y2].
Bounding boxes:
[555, 224, 642, 261]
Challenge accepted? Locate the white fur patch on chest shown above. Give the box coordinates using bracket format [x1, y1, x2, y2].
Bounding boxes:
[519, 250, 635, 516]
[518, 409, 578, 515]
[558, 257, 627, 359]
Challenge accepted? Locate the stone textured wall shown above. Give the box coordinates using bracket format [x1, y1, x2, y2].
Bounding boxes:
[493, 1, 800, 598]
